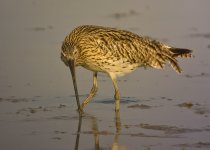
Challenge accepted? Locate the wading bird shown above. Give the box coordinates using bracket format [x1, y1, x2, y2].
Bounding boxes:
[61, 25, 192, 112]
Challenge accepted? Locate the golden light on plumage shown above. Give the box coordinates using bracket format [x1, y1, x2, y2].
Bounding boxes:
[61, 25, 192, 112]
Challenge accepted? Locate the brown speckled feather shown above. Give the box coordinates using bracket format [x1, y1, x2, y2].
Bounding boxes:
[61, 25, 192, 75]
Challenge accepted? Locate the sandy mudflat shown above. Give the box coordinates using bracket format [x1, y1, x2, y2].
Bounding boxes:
[0, 0, 210, 149]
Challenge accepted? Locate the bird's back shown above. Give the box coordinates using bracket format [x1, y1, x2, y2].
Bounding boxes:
[63, 25, 192, 75]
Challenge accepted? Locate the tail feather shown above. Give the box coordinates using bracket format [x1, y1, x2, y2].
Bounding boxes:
[170, 48, 193, 58]
[168, 48, 193, 73]
[146, 46, 192, 74]
[167, 57, 182, 73]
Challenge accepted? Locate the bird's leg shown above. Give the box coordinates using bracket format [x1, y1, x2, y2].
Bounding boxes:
[80, 72, 98, 110]
[109, 73, 120, 112]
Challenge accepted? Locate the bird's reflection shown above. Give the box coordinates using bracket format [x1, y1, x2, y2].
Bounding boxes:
[74, 111, 130, 150]
[112, 111, 122, 150]
[74, 113, 82, 150]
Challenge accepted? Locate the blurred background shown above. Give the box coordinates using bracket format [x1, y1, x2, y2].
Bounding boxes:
[1, 0, 209, 98]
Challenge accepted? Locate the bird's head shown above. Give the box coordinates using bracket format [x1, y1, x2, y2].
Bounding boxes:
[61, 41, 75, 66]
[61, 40, 81, 110]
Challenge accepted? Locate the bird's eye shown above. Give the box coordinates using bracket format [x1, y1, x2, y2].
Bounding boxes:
[61, 50, 66, 57]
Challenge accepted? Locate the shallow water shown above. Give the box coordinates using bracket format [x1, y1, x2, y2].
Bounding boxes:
[0, 0, 210, 150]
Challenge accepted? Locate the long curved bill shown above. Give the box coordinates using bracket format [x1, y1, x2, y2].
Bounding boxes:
[68, 59, 81, 110]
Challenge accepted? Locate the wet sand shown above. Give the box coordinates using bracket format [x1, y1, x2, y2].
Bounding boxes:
[0, 0, 210, 150]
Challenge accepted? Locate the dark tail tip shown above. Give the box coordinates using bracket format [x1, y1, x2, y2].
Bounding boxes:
[170, 48, 193, 58]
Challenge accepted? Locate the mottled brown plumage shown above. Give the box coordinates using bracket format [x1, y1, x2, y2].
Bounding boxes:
[61, 25, 192, 111]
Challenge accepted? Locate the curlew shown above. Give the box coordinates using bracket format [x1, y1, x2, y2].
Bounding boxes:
[61, 25, 192, 112]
